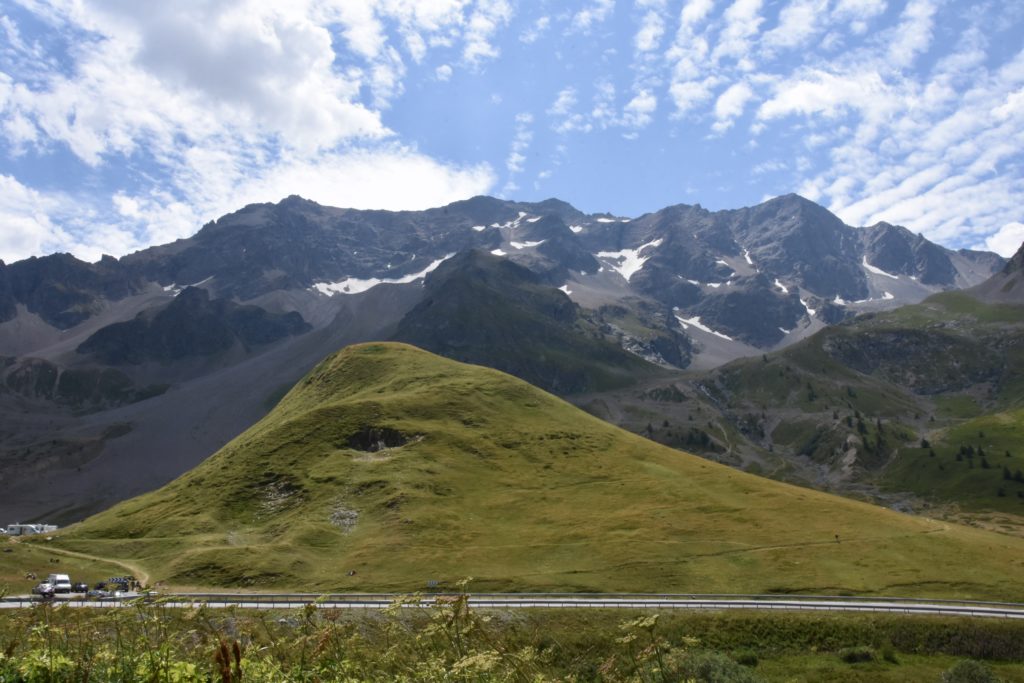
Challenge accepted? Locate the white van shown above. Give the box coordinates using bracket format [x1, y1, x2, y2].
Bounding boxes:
[47, 573, 72, 593]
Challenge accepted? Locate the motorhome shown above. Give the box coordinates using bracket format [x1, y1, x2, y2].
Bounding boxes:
[47, 573, 72, 593]
[3, 523, 58, 536]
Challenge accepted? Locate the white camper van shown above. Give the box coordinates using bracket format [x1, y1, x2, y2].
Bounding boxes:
[47, 573, 72, 593]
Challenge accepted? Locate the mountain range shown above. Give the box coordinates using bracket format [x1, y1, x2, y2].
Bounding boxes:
[0, 193, 1007, 523]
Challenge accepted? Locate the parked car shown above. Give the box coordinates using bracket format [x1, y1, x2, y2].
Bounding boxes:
[32, 582, 54, 598]
[86, 588, 110, 599]
[71, 582, 88, 593]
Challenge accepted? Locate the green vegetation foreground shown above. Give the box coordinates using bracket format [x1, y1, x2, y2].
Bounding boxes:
[45, 343, 1024, 598]
[3, 599, 1024, 682]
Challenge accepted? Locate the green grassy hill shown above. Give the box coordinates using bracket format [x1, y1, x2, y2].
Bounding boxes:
[49, 343, 1024, 599]
[652, 291, 1024, 512]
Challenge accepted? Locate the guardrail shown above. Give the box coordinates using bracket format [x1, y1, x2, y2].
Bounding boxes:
[5, 592, 1024, 620]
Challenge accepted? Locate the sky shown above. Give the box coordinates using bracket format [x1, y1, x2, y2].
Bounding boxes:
[0, 0, 1022, 264]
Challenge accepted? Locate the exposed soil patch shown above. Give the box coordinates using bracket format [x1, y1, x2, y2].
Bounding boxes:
[346, 426, 413, 452]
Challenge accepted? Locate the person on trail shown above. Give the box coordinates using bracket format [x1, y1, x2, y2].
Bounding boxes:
[835, 534, 840, 543]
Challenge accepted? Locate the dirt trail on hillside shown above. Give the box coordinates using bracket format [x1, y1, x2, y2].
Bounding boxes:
[39, 546, 151, 586]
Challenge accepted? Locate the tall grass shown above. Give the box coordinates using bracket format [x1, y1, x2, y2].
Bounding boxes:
[2, 593, 1024, 682]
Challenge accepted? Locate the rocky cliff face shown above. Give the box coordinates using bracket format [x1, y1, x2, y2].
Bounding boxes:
[967, 241, 1024, 304]
[0, 193, 1004, 354]
[391, 250, 660, 394]
[77, 286, 310, 365]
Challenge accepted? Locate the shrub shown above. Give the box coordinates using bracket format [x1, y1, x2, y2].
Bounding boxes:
[941, 659, 1001, 683]
[838, 646, 875, 663]
[672, 650, 763, 682]
[733, 649, 759, 667]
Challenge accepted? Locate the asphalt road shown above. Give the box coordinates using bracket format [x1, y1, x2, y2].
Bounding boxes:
[3, 593, 1024, 619]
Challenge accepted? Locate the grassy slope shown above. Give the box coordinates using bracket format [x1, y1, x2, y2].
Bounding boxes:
[0, 535, 130, 595]
[881, 407, 1024, 514]
[47, 343, 1024, 599]
[697, 292, 1024, 506]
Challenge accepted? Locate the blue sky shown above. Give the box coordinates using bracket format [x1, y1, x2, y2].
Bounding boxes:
[0, 0, 1022, 263]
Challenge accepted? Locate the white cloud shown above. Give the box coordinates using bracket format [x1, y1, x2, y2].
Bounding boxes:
[680, 0, 715, 27]
[983, 222, 1024, 257]
[212, 146, 496, 215]
[713, 0, 765, 65]
[520, 15, 550, 43]
[763, 0, 829, 51]
[832, 0, 888, 34]
[5, 2, 389, 166]
[623, 90, 658, 128]
[886, 0, 938, 69]
[757, 70, 891, 121]
[548, 87, 578, 116]
[0, 174, 70, 262]
[0, 144, 497, 264]
[463, 0, 514, 65]
[669, 77, 720, 115]
[591, 79, 618, 128]
[634, 11, 665, 52]
[752, 159, 787, 174]
[0, 174, 144, 263]
[571, 0, 615, 33]
[713, 81, 754, 132]
[666, 0, 717, 116]
[505, 112, 533, 174]
[0, 1, 513, 262]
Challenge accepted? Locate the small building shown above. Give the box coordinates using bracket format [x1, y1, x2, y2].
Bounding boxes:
[2, 523, 58, 536]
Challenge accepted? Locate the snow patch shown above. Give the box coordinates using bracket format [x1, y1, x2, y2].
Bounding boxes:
[862, 256, 900, 279]
[490, 248, 507, 256]
[493, 212, 529, 230]
[706, 282, 723, 288]
[526, 216, 542, 223]
[686, 279, 700, 286]
[801, 298, 817, 317]
[471, 225, 486, 232]
[595, 238, 663, 281]
[834, 295, 848, 305]
[510, 240, 545, 249]
[569, 225, 584, 234]
[779, 327, 792, 334]
[715, 258, 729, 266]
[773, 278, 789, 294]
[311, 254, 454, 296]
[743, 249, 754, 266]
[559, 284, 572, 295]
[166, 276, 213, 296]
[882, 291, 895, 300]
[675, 314, 733, 341]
